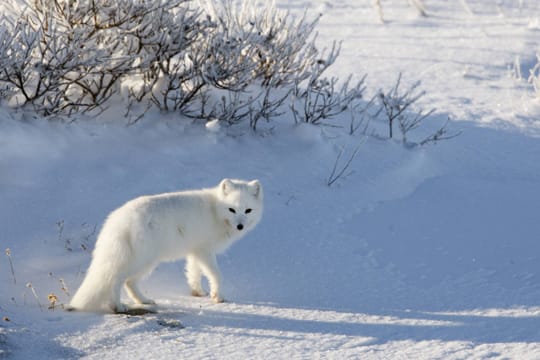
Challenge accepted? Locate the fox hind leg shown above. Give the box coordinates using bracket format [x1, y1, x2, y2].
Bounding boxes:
[186, 255, 207, 297]
[110, 278, 130, 313]
[125, 278, 156, 305]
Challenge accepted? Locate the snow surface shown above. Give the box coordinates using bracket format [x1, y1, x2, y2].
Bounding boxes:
[2, 0, 540, 359]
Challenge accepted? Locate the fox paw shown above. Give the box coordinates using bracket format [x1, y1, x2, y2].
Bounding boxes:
[191, 289, 208, 297]
[113, 303, 129, 313]
[211, 293, 225, 303]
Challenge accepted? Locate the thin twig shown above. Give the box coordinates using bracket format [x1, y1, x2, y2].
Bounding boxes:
[327, 144, 362, 186]
[5, 248, 16, 285]
[26, 283, 43, 311]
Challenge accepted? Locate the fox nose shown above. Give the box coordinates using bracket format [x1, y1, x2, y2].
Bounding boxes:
[237, 224, 244, 231]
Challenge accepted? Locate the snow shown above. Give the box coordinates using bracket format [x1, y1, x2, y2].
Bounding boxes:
[2, 0, 540, 359]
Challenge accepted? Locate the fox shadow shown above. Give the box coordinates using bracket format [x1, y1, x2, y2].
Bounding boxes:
[177, 302, 540, 346]
[1, 308, 101, 359]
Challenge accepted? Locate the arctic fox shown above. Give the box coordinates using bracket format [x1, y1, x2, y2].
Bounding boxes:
[69, 179, 263, 313]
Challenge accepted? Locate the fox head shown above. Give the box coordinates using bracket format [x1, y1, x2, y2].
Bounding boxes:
[217, 178, 263, 233]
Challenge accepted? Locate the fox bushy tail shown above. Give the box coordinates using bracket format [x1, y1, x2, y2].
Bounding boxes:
[69, 221, 132, 313]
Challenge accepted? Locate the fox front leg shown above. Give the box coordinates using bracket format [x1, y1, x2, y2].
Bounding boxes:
[193, 253, 224, 303]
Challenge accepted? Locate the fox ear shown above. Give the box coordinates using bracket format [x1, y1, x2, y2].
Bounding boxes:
[221, 178, 234, 196]
[248, 180, 262, 198]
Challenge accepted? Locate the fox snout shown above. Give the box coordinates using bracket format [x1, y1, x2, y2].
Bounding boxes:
[224, 218, 246, 231]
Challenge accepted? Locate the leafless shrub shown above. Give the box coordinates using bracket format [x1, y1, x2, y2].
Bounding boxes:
[1, 0, 351, 128]
[182, 0, 349, 127]
[0, 0, 459, 146]
[202, 0, 325, 88]
[0, 0, 202, 115]
[378, 73, 425, 140]
[291, 71, 367, 125]
[377, 73, 459, 145]
[0, 11, 88, 114]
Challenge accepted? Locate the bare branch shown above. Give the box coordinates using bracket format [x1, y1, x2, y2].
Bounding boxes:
[327, 144, 362, 187]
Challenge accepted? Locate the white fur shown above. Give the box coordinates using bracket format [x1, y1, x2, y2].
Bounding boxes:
[69, 178, 263, 313]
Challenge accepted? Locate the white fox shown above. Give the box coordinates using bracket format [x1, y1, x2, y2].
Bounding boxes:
[69, 179, 263, 313]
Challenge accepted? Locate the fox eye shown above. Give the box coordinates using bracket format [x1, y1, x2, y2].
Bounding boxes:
[228, 208, 236, 214]
[245, 208, 252, 214]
